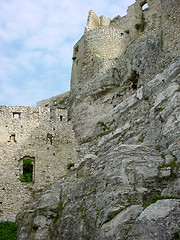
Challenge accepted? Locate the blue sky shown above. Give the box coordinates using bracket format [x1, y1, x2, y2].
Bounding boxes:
[0, 0, 135, 106]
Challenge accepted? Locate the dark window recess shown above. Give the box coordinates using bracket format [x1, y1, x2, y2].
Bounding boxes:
[60, 115, 63, 121]
[141, 2, 149, 11]
[47, 133, 53, 145]
[13, 113, 20, 119]
[20, 159, 34, 182]
[127, 70, 139, 90]
[75, 46, 79, 54]
[10, 134, 16, 142]
[33, 226, 38, 231]
[152, 14, 157, 19]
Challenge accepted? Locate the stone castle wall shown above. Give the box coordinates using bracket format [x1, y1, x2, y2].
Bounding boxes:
[85, 10, 111, 31]
[36, 92, 69, 108]
[70, 0, 162, 91]
[161, 0, 180, 54]
[110, 0, 161, 39]
[70, 27, 127, 90]
[0, 105, 77, 221]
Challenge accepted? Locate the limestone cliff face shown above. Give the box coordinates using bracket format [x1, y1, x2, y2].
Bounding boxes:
[17, 0, 180, 239]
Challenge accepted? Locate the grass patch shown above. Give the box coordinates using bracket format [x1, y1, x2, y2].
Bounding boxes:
[59, 96, 68, 105]
[0, 221, 17, 240]
[67, 163, 75, 170]
[80, 128, 114, 144]
[34, 189, 43, 193]
[171, 231, 180, 240]
[155, 144, 161, 152]
[112, 68, 121, 79]
[135, 13, 146, 32]
[138, 135, 145, 143]
[77, 171, 91, 179]
[155, 107, 164, 113]
[161, 153, 166, 159]
[96, 129, 113, 138]
[81, 137, 93, 144]
[53, 202, 63, 223]
[57, 202, 63, 213]
[97, 121, 110, 130]
[143, 195, 172, 208]
[157, 157, 178, 179]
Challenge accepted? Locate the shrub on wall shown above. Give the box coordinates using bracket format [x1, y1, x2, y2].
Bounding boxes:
[67, 162, 75, 170]
[0, 221, 17, 240]
[135, 13, 146, 32]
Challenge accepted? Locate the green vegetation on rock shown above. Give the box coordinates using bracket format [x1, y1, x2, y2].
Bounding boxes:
[20, 159, 33, 182]
[67, 162, 75, 170]
[0, 221, 17, 240]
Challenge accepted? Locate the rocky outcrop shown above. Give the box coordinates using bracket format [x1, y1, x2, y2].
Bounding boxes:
[17, 0, 180, 239]
[127, 199, 180, 240]
[17, 141, 180, 239]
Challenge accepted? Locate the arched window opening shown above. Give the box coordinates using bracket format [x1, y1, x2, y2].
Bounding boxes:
[47, 133, 53, 145]
[142, 3, 149, 11]
[9, 134, 16, 142]
[20, 157, 34, 182]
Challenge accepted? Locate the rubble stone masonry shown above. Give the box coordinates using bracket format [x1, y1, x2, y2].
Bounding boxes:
[0, 104, 77, 221]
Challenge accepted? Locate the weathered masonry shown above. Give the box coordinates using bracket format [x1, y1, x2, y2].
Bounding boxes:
[71, 0, 162, 90]
[0, 103, 77, 221]
[1, 0, 179, 226]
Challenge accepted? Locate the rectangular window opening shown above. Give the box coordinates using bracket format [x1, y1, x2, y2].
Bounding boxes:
[20, 158, 34, 182]
[47, 133, 53, 145]
[10, 134, 16, 142]
[13, 113, 20, 119]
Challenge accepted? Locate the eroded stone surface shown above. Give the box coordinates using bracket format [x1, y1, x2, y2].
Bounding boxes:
[127, 200, 180, 240]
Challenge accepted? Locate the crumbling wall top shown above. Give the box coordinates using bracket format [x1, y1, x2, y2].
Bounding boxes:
[36, 91, 69, 108]
[85, 10, 111, 31]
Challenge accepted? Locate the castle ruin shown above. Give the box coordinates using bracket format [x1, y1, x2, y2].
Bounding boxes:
[0, 0, 179, 233]
[0, 93, 77, 221]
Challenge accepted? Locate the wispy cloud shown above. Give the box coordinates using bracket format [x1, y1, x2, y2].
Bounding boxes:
[0, 0, 135, 106]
